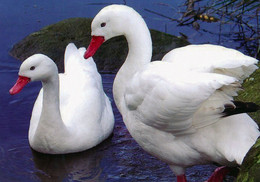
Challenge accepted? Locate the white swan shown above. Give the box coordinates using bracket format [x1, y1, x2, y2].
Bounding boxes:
[10, 43, 114, 154]
[84, 5, 259, 182]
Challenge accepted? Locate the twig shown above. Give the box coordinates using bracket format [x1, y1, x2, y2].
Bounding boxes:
[144, 8, 180, 22]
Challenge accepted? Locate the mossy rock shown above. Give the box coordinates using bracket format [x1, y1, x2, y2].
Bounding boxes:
[236, 139, 260, 182]
[236, 62, 260, 182]
[9, 17, 189, 72]
[236, 64, 260, 125]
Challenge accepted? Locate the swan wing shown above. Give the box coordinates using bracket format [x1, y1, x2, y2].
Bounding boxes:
[64, 43, 79, 72]
[124, 61, 238, 135]
[162, 44, 258, 129]
[64, 43, 98, 77]
[63, 44, 114, 137]
[162, 44, 258, 81]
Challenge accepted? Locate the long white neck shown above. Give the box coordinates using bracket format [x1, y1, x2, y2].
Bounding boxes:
[36, 74, 68, 137]
[113, 14, 152, 113]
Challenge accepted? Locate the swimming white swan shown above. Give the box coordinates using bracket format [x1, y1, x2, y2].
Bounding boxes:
[10, 43, 114, 154]
[84, 5, 259, 182]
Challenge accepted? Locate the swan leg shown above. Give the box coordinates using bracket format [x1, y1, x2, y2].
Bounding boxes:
[205, 166, 230, 182]
[177, 174, 187, 182]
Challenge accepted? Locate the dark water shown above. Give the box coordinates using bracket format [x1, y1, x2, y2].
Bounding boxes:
[0, 0, 251, 181]
[0, 73, 234, 182]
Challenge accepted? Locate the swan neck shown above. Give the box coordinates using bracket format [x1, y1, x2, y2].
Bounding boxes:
[40, 74, 64, 128]
[125, 19, 152, 68]
[113, 15, 152, 112]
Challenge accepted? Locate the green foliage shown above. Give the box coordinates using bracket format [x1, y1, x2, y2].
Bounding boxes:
[235, 61, 260, 181]
[236, 139, 260, 182]
[236, 63, 260, 124]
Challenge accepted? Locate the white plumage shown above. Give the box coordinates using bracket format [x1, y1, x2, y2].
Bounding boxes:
[84, 4, 259, 181]
[10, 43, 114, 154]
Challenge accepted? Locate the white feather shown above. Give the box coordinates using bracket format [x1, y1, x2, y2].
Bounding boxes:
[89, 4, 259, 178]
[25, 43, 114, 154]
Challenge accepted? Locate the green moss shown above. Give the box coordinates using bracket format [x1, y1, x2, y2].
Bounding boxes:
[236, 139, 260, 182]
[9, 18, 189, 72]
[235, 60, 260, 181]
[10, 18, 92, 72]
[236, 64, 260, 124]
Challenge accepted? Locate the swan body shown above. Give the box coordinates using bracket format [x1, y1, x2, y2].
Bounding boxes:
[84, 5, 259, 181]
[10, 43, 114, 154]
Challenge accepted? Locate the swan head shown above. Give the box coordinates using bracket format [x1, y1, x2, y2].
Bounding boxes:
[10, 54, 58, 95]
[84, 4, 141, 59]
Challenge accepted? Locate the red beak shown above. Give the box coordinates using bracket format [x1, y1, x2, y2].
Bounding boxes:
[9, 76, 31, 95]
[84, 36, 105, 59]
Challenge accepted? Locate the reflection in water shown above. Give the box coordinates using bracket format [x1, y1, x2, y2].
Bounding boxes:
[31, 138, 112, 182]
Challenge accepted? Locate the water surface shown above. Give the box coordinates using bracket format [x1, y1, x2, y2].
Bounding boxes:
[0, 0, 252, 181]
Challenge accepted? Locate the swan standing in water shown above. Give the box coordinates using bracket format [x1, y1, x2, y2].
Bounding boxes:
[10, 43, 114, 154]
[84, 5, 259, 182]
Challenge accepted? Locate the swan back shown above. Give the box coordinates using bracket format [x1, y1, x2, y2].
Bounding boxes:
[162, 44, 258, 80]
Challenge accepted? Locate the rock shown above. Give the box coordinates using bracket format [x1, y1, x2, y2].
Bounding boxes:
[236, 139, 260, 182]
[236, 66, 260, 125]
[235, 65, 260, 182]
[9, 17, 189, 72]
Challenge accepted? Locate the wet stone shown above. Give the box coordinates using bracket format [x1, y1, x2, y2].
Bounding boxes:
[9, 17, 189, 73]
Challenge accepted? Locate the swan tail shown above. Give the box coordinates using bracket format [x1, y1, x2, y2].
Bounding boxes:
[64, 43, 78, 71]
[222, 101, 260, 117]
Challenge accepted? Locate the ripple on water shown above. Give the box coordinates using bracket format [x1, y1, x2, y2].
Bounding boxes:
[0, 140, 38, 181]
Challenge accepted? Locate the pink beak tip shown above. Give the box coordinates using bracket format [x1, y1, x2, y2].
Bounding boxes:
[84, 36, 105, 60]
[9, 76, 31, 95]
[9, 89, 15, 95]
[84, 50, 91, 59]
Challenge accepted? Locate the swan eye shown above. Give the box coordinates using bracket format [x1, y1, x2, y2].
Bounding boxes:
[101, 22, 106, 27]
[30, 66, 35, 71]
